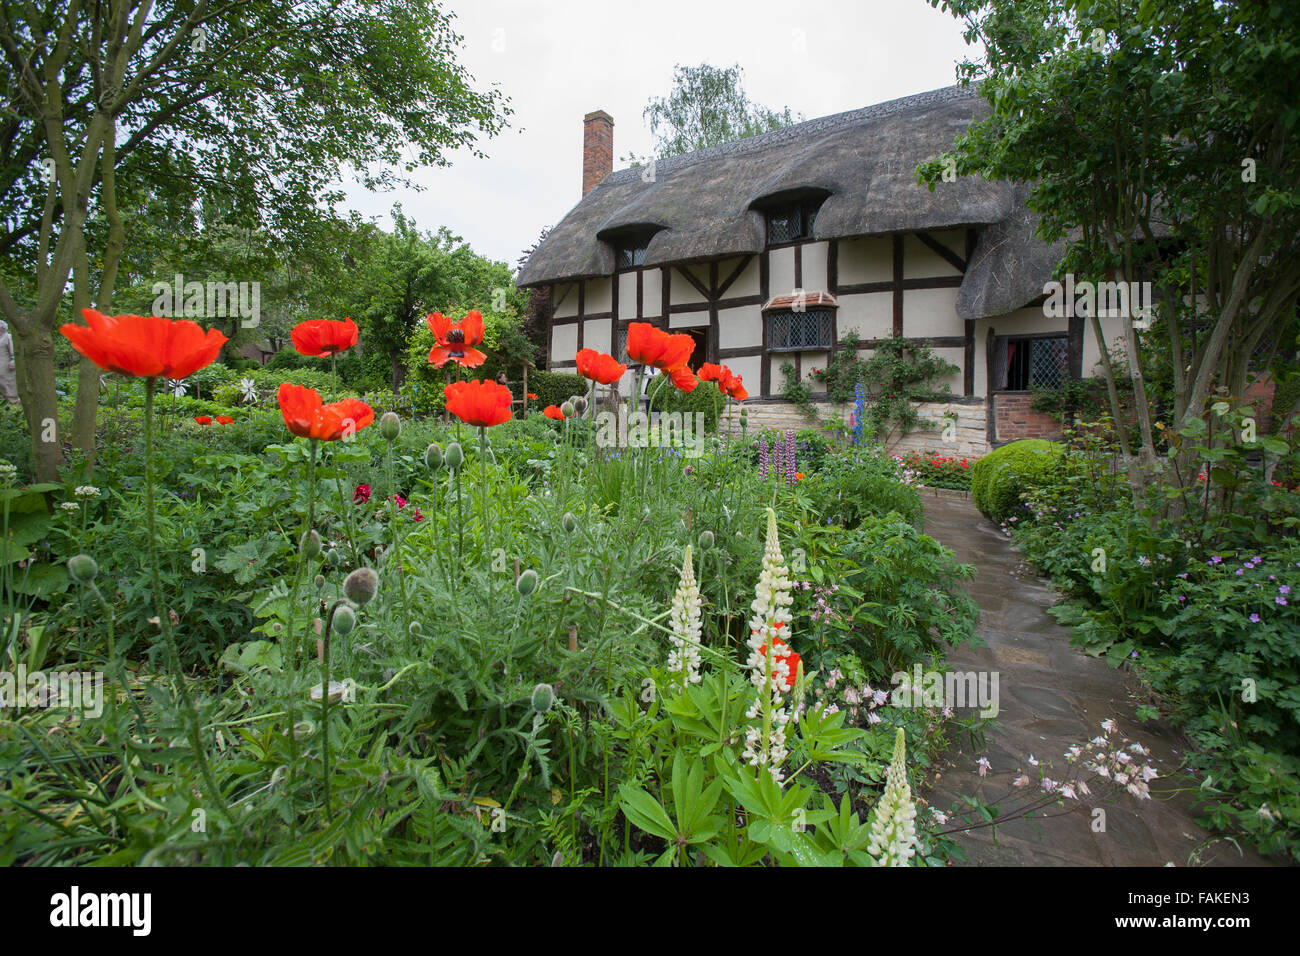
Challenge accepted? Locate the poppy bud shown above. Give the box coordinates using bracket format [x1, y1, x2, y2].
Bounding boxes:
[331, 605, 357, 635]
[560, 401, 575, 418]
[343, 567, 379, 605]
[698, 530, 715, 551]
[409, 621, 422, 636]
[572, 395, 588, 415]
[562, 512, 578, 534]
[380, 412, 401, 442]
[68, 553, 98, 584]
[327, 549, 342, 568]
[300, 529, 322, 559]
[516, 568, 539, 596]
[531, 683, 555, 713]
[314, 574, 326, 590]
[425, 442, 443, 471]
[445, 442, 464, 470]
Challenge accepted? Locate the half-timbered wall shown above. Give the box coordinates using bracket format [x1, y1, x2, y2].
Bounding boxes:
[545, 226, 1100, 455]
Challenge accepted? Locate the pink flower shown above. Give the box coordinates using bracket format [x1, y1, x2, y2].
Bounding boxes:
[976, 756, 991, 777]
[353, 483, 371, 504]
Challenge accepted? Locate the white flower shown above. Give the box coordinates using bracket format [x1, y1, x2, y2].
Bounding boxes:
[867, 728, 918, 866]
[74, 485, 100, 499]
[742, 508, 795, 783]
[1012, 774, 1030, 788]
[1101, 719, 1117, 734]
[1258, 804, 1275, 822]
[60, 501, 80, 512]
[1141, 765, 1158, 781]
[1028, 754, 1039, 766]
[1041, 778, 1058, 793]
[976, 757, 991, 777]
[932, 809, 948, 826]
[1058, 784, 1078, 800]
[168, 379, 187, 398]
[0, 462, 16, 479]
[239, 377, 258, 403]
[666, 545, 703, 688]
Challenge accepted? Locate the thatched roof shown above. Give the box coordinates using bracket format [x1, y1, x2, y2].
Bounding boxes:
[517, 85, 1064, 320]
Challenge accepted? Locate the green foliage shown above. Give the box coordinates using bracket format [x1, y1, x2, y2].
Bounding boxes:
[0, 388, 976, 865]
[970, 439, 1060, 521]
[647, 374, 725, 431]
[1005, 414, 1300, 859]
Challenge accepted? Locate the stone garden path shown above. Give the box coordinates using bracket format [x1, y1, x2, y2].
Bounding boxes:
[919, 493, 1269, 867]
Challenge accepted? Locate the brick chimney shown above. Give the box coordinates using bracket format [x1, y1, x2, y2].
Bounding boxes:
[582, 110, 614, 196]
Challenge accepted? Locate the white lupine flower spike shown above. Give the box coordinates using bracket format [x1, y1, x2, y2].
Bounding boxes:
[743, 507, 796, 784]
[666, 545, 703, 689]
[868, 727, 919, 866]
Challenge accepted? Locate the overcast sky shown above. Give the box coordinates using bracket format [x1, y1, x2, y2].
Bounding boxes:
[338, 0, 981, 269]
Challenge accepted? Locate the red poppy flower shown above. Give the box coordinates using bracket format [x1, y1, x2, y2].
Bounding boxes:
[626, 322, 694, 371]
[795, 472, 805, 480]
[60, 309, 227, 380]
[668, 365, 698, 393]
[444, 379, 513, 428]
[194, 416, 212, 425]
[527, 392, 538, 400]
[543, 404, 568, 420]
[291, 317, 358, 358]
[353, 483, 371, 504]
[576, 348, 628, 384]
[216, 416, 234, 425]
[277, 383, 374, 441]
[699, 362, 747, 401]
[427, 311, 487, 368]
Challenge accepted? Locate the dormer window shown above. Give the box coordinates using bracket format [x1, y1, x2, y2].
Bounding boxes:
[616, 241, 648, 270]
[766, 198, 821, 245]
[601, 224, 662, 272]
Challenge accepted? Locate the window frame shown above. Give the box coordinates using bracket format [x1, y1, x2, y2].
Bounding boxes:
[765, 198, 822, 248]
[765, 307, 835, 353]
[994, 332, 1069, 391]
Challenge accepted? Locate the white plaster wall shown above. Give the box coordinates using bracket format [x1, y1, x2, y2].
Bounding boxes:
[930, 346, 965, 394]
[642, 269, 663, 318]
[552, 323, 578, 365]
[802, 241, 828, 290]
[769, 246, 796, 296]
[584, 318, 611, 355]
[669, 309, 708, 329]
[718, 305, 762, 349]
[902, 287, 961, 337]
[836, 291, 892, 339]
[837, 238, 892, 285]
[586, 277, 612, 314]
[728, 354, 762, 391]
[902, 232, 963, 279]
[728, 257, 760, 297]
[670, 266, 708, 306]
[618, 273, 637, 321]
[553, 283, 579, 319]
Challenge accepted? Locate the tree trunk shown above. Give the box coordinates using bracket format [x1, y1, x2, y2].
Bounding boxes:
[12, 317, 63, 482]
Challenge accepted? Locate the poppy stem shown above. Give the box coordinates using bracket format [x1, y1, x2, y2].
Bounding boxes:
[143, 379, 232, 826]
[479, 425, 490, 605]
[385, 439, 411, 647]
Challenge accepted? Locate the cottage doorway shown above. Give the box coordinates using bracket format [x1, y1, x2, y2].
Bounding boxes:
[682, 327, 709, 371]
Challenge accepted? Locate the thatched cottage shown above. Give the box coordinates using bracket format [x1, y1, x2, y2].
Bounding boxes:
[517, 86, 1128, 456]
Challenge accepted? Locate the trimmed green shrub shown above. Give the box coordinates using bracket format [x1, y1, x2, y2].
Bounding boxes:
[527, 369, 588, 410]
[971, 439, 1061, 521]
[648, 374, 724, 431]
